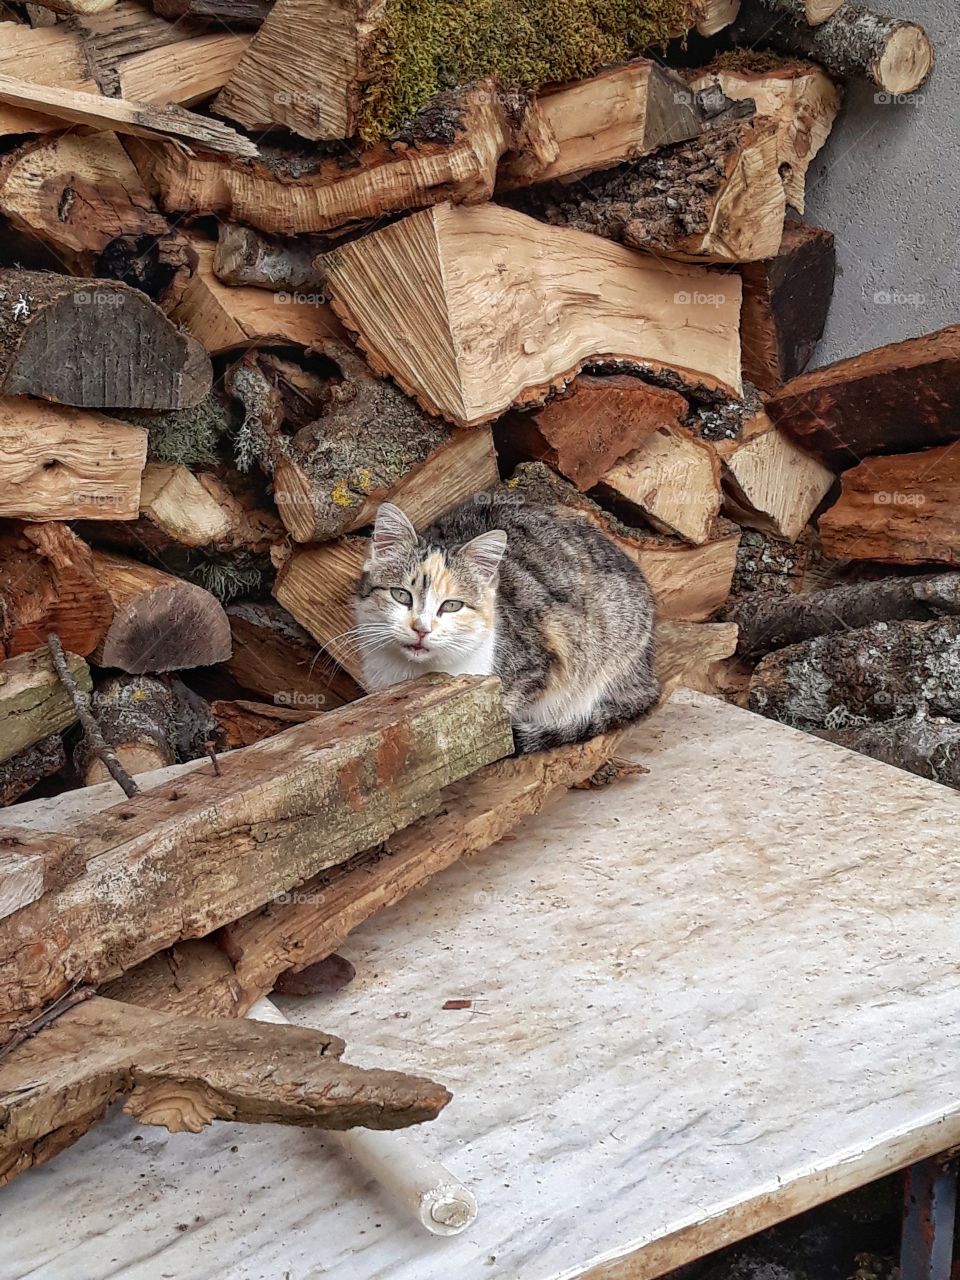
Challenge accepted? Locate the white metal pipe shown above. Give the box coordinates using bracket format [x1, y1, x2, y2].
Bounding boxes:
[246, 996, 478, 1236]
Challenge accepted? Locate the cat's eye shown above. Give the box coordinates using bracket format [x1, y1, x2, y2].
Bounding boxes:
[439, 599, 464, 614]
[389, 587, 413, 606]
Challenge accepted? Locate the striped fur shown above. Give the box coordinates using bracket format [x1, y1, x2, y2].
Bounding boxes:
[354, 496, 658, 753]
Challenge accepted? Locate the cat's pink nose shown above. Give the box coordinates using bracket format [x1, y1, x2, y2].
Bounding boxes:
[412, 623, 428, 637]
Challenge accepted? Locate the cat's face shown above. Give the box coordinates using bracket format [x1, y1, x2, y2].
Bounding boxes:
[354, 503, 506, 672]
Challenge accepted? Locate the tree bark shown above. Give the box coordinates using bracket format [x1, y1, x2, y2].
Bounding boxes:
[513, 115, 785, 264]
[818, 444, 960, 564]
[494, 375, 689, 492]
[0, 995, 450, 1187]
[74, 675, 178, 785]
[321, 201, 743, 426]
[816, 710, 960, 788]
[91, 549, 232, 673]
[0, 734, 65, 807]
[734, 1, 934, 94]
[749, 618, 960, 729]
[731, 572, 960, 657]
[0, 269, 212, 410]
[214, 222, 329, 291]
[766, 323, 960, 468]
[0, 674, 513, 1036]
[739, 221, 836, 391]
[150, 0, 272, 25]
[0, 523, 113, 660]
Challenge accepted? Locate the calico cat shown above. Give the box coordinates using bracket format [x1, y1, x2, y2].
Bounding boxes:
[353, 496, 659, 753]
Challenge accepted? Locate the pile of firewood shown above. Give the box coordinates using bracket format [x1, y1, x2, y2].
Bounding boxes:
[0, 0, 946, 1190]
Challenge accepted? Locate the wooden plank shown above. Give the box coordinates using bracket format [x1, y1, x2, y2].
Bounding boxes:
[0, 675, 512, 1035]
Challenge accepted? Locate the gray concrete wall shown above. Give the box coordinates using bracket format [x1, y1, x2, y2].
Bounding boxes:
[802, 0, 960, 366]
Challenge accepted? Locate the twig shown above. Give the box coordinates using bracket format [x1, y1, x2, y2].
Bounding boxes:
[0, 979, 95, 1065]
[45, 633, 139, 799]
[205, 740, 222, 776]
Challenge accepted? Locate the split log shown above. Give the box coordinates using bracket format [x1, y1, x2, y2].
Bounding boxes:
[0, 522, 112, 659]
[505, 461, 741, 621]
[697, 0, 742, 36]
[225, 600, 361, 712]
[596, 425, 723, 546]
[731, 572, 960, 658]
[819, 445, 960, 565]
[721, 413, 835, 542]
[211, 0, 702, 142]
[0, 735, 66, 807]
[0, 674, 513, 1034]
[91, 550, 232, 672]
[82, 462, 282, 556]
[219, 731, 622, 1006]
[733, 1, 934, 95]
[215, 223, 328, 290]
[150, 0, 272, 24]
[748, 618, 960, 729]
[0, 270, 212, 410]
[817, 710, 960, 789]
[273, 538, 367, 682]
[739, 221, 836, 390]
[0, 647, 89, 766]
[497, 60, 705, 190]
[0, 397, 147, 521]
[0, 132, 195, 311]
[171, 237, 342, 354]
[513, 114, 785, 264]
[654, 620, 740, 693]
[321, 201, 743, 426]
[690, 62, 841, 212]
[75, 674, 176, 783]
[211, 696, 319, 748]
[164, 84, 529, 233]
[229, 343, 499, 542]
[758, 0, 845, 23]
[114, 30, 248, 104]
[494, 375, 690, 492]
[0, 25, 99, 135]
[14, 0, 115, 15]
[766, 324, 960, 468]
[0, 995, 450, 1187]
[0, 73, 259, 158]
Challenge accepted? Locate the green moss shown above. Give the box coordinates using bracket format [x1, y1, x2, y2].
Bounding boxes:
[357, 0, 701, 142]
[706, 49, 815, 75]
[191, 553, 267, 604]
[117, 396, 236, 468]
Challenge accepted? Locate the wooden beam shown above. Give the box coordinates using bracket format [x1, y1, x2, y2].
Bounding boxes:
[0, 397, 146, 521]
[0, 676, 511, 1035]
[766, 324, 960, 469]
[0, 270, 212, 410]
[321, 201, 743, 426]
[0, 995, 451, 1187]
[0, 72, 258, 158]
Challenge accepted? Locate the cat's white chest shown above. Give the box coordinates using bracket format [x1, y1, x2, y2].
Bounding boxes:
[361, 631, 496, 692]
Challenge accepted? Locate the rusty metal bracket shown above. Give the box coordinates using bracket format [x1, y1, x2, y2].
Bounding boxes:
[901, 1153, 958, 1280]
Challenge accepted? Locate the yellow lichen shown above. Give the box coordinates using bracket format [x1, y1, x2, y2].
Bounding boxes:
[331, 480, 354, 508]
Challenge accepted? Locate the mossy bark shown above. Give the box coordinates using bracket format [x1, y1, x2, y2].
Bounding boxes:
[817, 711, 960, 789]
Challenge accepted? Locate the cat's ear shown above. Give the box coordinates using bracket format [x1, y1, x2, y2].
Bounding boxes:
[459, 529, 507, 584]
[371, 503, 417, 559]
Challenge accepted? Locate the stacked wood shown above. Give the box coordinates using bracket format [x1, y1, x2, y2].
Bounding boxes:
[494, 376, 690, 492]
[513, 114, 786, 264]
[0, 270, 212, 408]
[817, 710, 960, 789]
[225, 600, 361, 711]
[91, 549, 232, 672]
[721, 411, 836, 542]
[320, 201, 743, 426]
[0, 734, 66, 807]
[75, 674, 179, 782]
[0, 132, 197, 310]
[0, 647, 89, 766]
[689, 61, 841, 212]
[214, 223, 329, 290]
[734, 1, 934, 96]
[767, 324, 960, 468]
[0, 24, 99, 136]
[739, 221, 836, 391]
[819, 445, 960, 564]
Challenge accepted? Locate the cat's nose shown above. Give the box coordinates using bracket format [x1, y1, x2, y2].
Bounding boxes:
[412, 622, 429, 637]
